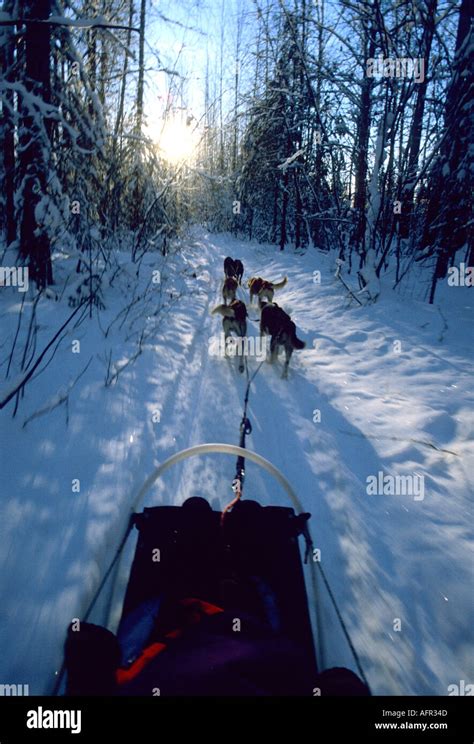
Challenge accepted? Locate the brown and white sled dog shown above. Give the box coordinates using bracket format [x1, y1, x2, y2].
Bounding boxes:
[260, 302, 305, 378]
[222, 276, 238, 304]
[212, 299, 248, 373]
[247, 276, 288, 306]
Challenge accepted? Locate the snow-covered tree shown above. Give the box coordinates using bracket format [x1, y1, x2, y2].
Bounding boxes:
[420, 0, 473, 302]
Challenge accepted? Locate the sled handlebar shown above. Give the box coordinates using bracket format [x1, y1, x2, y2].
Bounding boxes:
[131, 443, 304, 516]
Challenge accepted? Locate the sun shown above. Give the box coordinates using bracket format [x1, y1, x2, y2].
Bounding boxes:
[147, 112, 199, 164]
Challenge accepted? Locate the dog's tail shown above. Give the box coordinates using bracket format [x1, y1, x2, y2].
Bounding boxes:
[291, 326, 306, 349]
[272, 276, 288, 290]
[212, 304, 235, 318]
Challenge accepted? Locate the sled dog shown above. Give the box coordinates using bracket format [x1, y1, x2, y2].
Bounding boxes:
[247, 276, 288, 306]
[212, 300, 248, 373]
[260, 302, 305, 378]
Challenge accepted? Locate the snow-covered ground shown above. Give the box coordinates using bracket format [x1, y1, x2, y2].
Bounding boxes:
[0, 228, 473, 695]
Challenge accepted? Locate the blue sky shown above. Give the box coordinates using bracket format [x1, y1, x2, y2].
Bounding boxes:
[144, 0, 254, 138]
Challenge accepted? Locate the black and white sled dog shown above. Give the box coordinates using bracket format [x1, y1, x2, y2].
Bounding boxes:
[223, 256, 244, 285]
[212, 299, 248, 373]
[223, 256, 236, 278]
[260, 302, 305, 379]
[233, 260, 244, 285]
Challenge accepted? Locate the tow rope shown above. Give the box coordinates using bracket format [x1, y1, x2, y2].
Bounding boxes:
[221, 358, 264, 521]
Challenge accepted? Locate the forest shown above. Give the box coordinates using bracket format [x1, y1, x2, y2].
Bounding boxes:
[1, 0, 472, 307]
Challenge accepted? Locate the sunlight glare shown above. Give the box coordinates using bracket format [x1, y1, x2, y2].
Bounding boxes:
[148, 113, 198, 164]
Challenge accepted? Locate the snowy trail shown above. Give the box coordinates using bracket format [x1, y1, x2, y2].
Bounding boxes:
[1, 229, 472, 695]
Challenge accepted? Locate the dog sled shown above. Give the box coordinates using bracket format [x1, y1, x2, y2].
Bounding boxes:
[61, 444, 370, 697]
